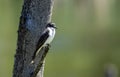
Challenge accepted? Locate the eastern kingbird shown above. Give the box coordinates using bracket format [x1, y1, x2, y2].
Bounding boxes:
[31, 23, 57, 63]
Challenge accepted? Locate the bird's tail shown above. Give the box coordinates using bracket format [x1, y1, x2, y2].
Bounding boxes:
[30, 47, 42, 64]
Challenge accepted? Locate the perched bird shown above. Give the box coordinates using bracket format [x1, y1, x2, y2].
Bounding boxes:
[31, 23, 57, 63]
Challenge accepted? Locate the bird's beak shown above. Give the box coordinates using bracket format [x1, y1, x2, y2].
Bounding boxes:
[54, 26, 57, 29]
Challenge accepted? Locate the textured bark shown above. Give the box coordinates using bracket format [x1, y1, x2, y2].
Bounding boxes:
[13, 0, 54, 77]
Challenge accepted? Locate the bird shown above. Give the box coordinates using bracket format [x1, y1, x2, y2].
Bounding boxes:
[31, 23, 57, 63]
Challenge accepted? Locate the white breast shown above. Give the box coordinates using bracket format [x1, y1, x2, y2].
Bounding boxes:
[44, 27, 56, 46]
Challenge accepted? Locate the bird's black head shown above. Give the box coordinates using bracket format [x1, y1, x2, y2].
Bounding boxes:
[46, 23, 57, 29]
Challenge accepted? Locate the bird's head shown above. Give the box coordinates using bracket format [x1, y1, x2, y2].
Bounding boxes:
[46, 23, 57, 29]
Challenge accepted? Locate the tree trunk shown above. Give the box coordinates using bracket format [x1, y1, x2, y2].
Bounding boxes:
[12, 0, 54, 77]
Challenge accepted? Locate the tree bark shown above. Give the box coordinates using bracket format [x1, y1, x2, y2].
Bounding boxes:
[12, 0, 54, 77]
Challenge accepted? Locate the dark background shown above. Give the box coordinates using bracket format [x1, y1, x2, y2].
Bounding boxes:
[0, 0, 120, 77]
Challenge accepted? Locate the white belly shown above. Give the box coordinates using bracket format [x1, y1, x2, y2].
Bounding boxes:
[43, 27, 55, 46]
[33, 27, 56, 58]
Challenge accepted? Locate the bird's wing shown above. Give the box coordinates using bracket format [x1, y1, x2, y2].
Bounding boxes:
[32, 30, 49, 60]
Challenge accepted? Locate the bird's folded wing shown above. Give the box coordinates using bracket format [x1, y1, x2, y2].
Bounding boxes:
[32, 30, 49, 60]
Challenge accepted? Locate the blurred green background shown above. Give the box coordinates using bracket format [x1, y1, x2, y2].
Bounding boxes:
[0, 0, 120, 77]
